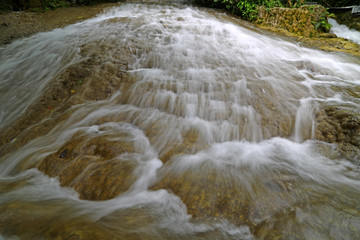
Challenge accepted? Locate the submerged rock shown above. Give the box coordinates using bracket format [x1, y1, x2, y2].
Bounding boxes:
[316, 106, 360, 165]
[0, 37, 132, 156]
[319, 33, 337, 38]
[0, 202, 119, 239]
[38, 131, 138, 200]
[152, 159, 300, 232]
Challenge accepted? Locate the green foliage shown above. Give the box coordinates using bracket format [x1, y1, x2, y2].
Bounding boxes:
[313, 11, 333, 32]
[0, 0, 28, 11]
[307, 5, 314, 13]
[42, 0, 70, 9]
[235, 0, 260, 21]
[195, 0, 307, 21]
[195, 0, 281, 21]
[75, 0, 118, 5]
[0, 0, 13, 11]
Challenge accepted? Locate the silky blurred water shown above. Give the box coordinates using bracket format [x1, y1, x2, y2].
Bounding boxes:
[0, 2, 360, 239]
[329, 18, 360, 44]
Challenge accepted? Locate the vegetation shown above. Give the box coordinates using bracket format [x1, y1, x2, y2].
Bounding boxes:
[74, 0, 118, 5]
[0, 0, 120, 11]
[313, 9, 335, 32]
[0, 0, 17, 11]
[195, 0, 306, 21]
[315, 0, 358, 7]
[0, 0, 69, 11]
[42, 0, 70, 9]
[1, 0, 357, 26]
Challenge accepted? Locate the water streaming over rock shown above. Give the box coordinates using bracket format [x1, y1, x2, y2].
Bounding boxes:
[1, 2, 360, 239]
[329, 18, 360, 45]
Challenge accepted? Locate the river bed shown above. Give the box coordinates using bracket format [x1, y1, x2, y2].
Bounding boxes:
[0, 2, 360, 239]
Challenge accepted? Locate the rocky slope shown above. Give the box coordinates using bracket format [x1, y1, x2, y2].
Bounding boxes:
[256, 5, 360, 57]
[0, 3, 117, 45]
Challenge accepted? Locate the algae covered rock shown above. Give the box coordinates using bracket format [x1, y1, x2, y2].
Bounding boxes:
[257, 5, 328, 37]
[37, 128, 139, 200]
[316, 106, 360, 165]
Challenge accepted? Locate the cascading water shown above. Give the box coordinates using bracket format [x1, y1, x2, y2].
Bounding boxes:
[0, 2, 360, 239]
[329, 18, 360, 45]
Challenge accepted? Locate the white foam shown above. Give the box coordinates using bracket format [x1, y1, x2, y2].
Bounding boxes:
[1, 3, 360, 239]
[329, 18, 360, 44]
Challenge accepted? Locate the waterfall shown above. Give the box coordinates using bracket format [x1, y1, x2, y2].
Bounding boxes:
[329, 18, 360, 44]
[0, 3, 360, 239]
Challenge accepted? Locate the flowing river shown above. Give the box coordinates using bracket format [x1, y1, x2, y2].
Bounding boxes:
[1, 2, 360, 239]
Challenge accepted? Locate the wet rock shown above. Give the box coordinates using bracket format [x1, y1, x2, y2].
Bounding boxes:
[159, 129, 209, 163]
[0, 3, 118, 46]
[300, 36, 360, 57]
[0, 202, 117, 240]
[316, 106, 360, 165]
[319, 33, 337, 38]
[334, 11, 360, 31]
[257, 5, 327, 37]
[0, 37, 132, 157]
[38, 131, 138, 200]
[152, 168, 252, 226]
[152, 162, 298, 231]
[59, 149, 68, 158]
[255, 6, 360, 57]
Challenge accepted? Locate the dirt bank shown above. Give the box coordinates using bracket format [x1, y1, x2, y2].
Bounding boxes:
[0, 3, 118, 45]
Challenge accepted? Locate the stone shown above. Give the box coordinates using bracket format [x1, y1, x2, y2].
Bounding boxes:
[315, 106, 360, 165]
[152, 162, 299, 231]
[37, 131, 138, 200]
[256, 5, 327, 38]
[319, 33, 337, 38]
[59, 149, 68, 158]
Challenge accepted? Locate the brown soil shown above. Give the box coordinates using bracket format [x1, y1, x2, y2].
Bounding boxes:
[0, 3, 118, 45]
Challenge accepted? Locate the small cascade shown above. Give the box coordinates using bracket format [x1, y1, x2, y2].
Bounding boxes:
[329, 18, 360, 44]
[0, 3, 360, 240]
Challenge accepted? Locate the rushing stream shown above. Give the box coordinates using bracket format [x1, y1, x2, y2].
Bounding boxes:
[329, 18, 360, 45]
[1, 2, 360, 239]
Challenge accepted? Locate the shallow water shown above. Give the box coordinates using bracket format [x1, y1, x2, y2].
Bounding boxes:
[0, 2, 360, 239]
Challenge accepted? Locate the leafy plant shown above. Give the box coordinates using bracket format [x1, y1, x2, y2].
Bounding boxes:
[41, 0, 70, 10]
[195, 0, 285, 21]
[0, 0, 13, 11]
[195, 0, 311, 21]
[75, 0, 118, 5]
[313, 11, 333, 32]
[236, 0, 258, 21]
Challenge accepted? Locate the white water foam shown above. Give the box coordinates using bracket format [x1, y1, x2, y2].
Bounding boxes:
[329, 18, 360, 44]
[0, 3, 360, 239]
